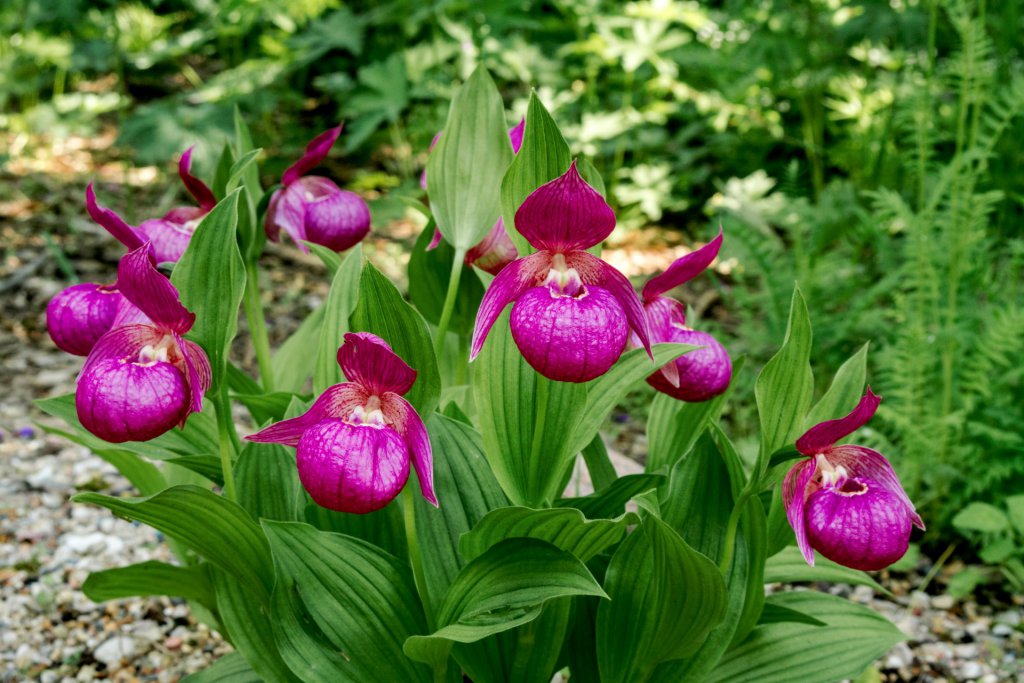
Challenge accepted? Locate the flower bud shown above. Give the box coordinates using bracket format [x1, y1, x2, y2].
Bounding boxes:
[46, 283, 123, 356]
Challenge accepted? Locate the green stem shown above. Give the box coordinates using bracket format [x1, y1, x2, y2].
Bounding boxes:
[403, 484, 434, 631]
[529, 377, 551, 505]
[243, 262, 275, 392]
[433, 249, 466, 357]
[215, 387, 239, 500]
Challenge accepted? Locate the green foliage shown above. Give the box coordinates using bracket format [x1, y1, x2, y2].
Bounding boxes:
[950, 497, 1024, 597]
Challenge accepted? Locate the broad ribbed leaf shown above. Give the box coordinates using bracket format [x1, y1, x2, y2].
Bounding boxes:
[500, 92, 572, 254]
[427, 65, 514, 250]
[557, 473, 665, 519]
[755, 287, 813, 473]
[408, 222, 485, 334]
[804, 342, 868, 431]
[181, 653, 260, 682]
[235, 441, 304, 522]
[171, 190, 246, 389]
[581, 434, 617, 492]
[314, 245, 362, 393]
[73, 486, 272, 602]
[274, 305, 324, 393]
[757, 600, 827, 627]
[404, 538, 606, 671]
[232, 107, 264, 261]
[232, 391, 296, 426]
[305, 502, 407, 561]
[83, 560, 215, 608]
[460, 506, 633, 563]
[165, 454, 223, 486]
[707, 592, 904, 683]
[263, 521, 431, 683]
[764, 546, 888, 593]
[350, 261, 441, 416]
[597, 516, 728, 683]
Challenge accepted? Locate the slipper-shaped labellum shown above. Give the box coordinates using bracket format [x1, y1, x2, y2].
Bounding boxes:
[75, 245, 211, 443]
[247, 333, 436, 514]
[134, 147, 217, 264]
[635, 229, 732, 402]
[46, 185, 149, 356]
[782, 389, 924, 570]
[265, 126, 371, 254]
[422, 119, 524, 275]
[470, 162, 653, 383]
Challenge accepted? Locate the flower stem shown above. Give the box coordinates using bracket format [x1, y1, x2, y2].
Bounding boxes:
[403, 483, 434, 631]
[243, 261, 275, 392]
[215, 387, 238, 501]
[433, 248, 466, 358]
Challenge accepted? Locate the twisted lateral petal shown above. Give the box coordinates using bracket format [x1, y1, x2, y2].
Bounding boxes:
[111, 298, 152, 327]
[514, 162, 615, 252]
[567, 250, 652, 358]
[796, 388, 882, 455]
[246, 383, 369, 446]
[135, 218, 195, 265]
[642, 228, 723, 302]
[509, 117, 525, 154]
[828, 445, 925, 530]
[116, 246, 195, 334]
[46, 283, 123, 356]
[178, 147, 217, 211]
[470, 251, 552, 359]
[337, 332, 416, 396]
[783, 458, 819, 565]
[282, 125, 342, 186]
[303, 189, 371, 252]
[465, 218, 518, 275]
[426, 228, 442, 250]
[177, 335, 212, 417]
[86, 183, 145, 251]
[380, 393, 436, 506]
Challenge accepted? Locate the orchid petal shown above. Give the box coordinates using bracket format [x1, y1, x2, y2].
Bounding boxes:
[178, 147, 217, 211]
[509, 118, 525, 154]
[426, 228, 443, 251]
[796, 388, 882, 455]
[117, 245, 195, 334]
[644, 296, 688, 339]
[567, 250, 652, 358]
[246, 383, 369, 447]
[783, 458, 819, 565]
[465, 218, 518, 275]
[86, 183, 145, 251]
[265, 184, 307, 248]
[79, 323, 159, 382]
[641, 228, 723, 302]
[514, 161, 615, 252]
[829, 445, 925, 530]
[135, 218, 194, 265]
[303, 188, 371, 252]
[282, 125, 342, 186]
[381, 393, 436, 506]
[177, 336, 212, 417]
[470, 251, 552, 359]
[111, 298, 152, 327]
[336, 332, 417, 396]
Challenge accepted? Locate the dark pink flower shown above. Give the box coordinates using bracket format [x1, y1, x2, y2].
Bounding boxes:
[635, 229, 731, 402]
[470, 163, 652, 383]
[246, 333, 436, 514]
[782, 389, 924, 570]
[265, 126, 371, 253]
[135, 147, 218, 264]
[76, 245, 211, 443]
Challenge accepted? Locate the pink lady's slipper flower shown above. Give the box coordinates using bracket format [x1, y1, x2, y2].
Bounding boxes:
[76, 245, 211, 443]
[265, 126, 371, 253]
[135, 147, 218, 264]
[422, 120, 524, 275]
[470, 162, 652, 383]
[635, 229, 731, 402]
[783, 389, 924, 570]
[247, 333, 436, 514]
[46, 185, 150, 356]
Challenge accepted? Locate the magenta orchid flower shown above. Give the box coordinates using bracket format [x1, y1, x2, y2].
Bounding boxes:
[634, 229, 731, 402]
[135, 147, 218, 264]
[76, 245, 211, 443]
[265, 125, 371, 254]
[246, 333, 436, 514]
[470, 162, 652, 383]
[422, 119, 524, 276]
[46, 185, 150, 356]
[782, 389, 924, 570]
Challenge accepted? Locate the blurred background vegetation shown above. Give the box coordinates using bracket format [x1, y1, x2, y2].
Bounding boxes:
[2, 0, 1022, 592]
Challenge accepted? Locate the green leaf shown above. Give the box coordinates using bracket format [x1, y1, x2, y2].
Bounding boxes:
[235, 441, 304, 522]
[305, 502, 407, 561]
[460, 506, 634, 564]
[306, 241, 344, 273]
[427, 65, 514, 250]
[212, 143, 236, 200]
[707, 592, 904, 683]
[597, 516, 728, 683]
[263, 521, 431, 683]
[953, 502, 1010, 534]
[804, 342, 869, 431]
[755, 287, 813, 473]
[404, 538, 606, 671]
[1006, 495, 1024, 535]
[73, 486, 272, 602]
[757, 600, 827, 627]
[232, 391, 297, 426]
[181, 653, 260, 682]
[581, 434, 617, 492]
[351, 260, 441, 417]
[164, 454, 224, 486]
[557, 473, 666, 519]
[83, 560, 215, 608]
[232, 107, 263, 261]
[171, 190, 247, 389]
[274, 305, 324, 393]
[500, 91, 572, 254]
[764, 546, 889, 594]
[407, 222, 484, 335]
[314, 245, 362, 393]
[646, 371, 732, 473]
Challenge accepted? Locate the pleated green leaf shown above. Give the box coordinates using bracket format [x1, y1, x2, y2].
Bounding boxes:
[314, 245, 362, 393]
[707, 592, 904, 683]
[181, 653, 260, 683]
[757, 600, 827, 627]
[556, 473, 666, 519]
[597, 516, 728, 683]
[232, 391, 297, 426]
[235, 440, 304, 523]
[305, 502, 407, 561]
[263, 521, 432, 683]
[804, 341, 869, 431]
[408, 222, 485, 334]
[165, 454, 223, 486]
[171, 189, 246, 389]
[427, 65, 514, 250]
[83, 560, 215, 609]
[764, 546, 888, 594]
[274, 304, 324, 393]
